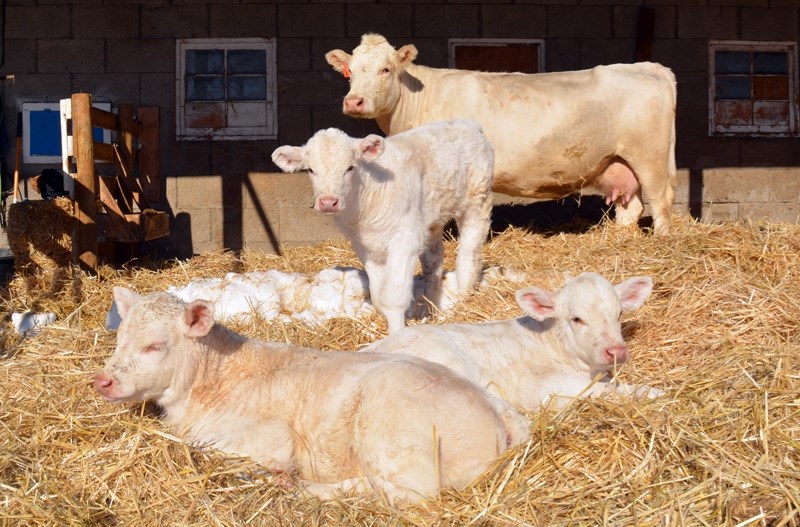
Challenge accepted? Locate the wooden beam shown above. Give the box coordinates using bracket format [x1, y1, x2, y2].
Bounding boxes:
[97, 176, 139, 243]
[89, 106, 118, 132]
[71, 93, 98, 272]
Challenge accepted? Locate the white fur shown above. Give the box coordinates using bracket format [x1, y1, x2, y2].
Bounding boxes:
[94, 287, 530, 502]
[272, 120, 494, 333]
[365, 272, 663, 409]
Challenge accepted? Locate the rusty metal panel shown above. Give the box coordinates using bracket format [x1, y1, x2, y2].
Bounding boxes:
[185, 102, 226, 129]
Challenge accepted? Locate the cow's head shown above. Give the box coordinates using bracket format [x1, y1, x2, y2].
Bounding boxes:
[326, 34, 418, 119]
[94, 288, 215, 404]
[515, 273, 653, 376]
[271, 128, 385, 214]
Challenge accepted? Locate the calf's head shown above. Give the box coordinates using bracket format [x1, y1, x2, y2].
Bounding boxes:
[515, 273, 653, 375]
[94, 287, 215, 404]
[325, 33, 418, 119]
[271, 128, 386, 214]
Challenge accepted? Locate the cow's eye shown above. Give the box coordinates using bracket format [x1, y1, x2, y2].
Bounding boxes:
[571, 317, 585, 326]
[307, 168, 314, 175]
[346, 165, 354, 172]
[381, 67, 390, 75]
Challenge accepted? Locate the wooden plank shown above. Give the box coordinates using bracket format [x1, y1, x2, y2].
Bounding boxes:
[93, 141, 115, 162]
[90, 106, 118, 132]
[71, 93, 98, 272]
[113, 143, 151, 210]
[126, 211, 170, 241]
[97, 176, 139, 243]
[137, 107, 161, 203]
[100, 175, 133, 214]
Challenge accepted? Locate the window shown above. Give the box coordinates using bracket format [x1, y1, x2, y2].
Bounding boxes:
[176, 38, 277, 141]
[709, 41, 798, 137]
[449, 39, 544, 74]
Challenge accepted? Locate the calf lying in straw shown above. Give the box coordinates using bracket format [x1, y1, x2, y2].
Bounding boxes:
[94, 287, 530, 502]
[365, 272, 663, 410]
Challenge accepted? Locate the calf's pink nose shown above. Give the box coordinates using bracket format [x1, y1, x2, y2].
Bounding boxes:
[318, 196, 340, 213]
[603, 345, 629, 364]
[94, 373, 115, 395]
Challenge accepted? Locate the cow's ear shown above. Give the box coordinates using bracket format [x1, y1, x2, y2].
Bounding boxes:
[358, 135, 385, 161]
[396, 44, 418, 69]
[113, 286, 142, 319]
[183, 300, 215, 338]
[616, 276, 653, 312]
[272, 146, 307, 172]
[515, 287, 556, 321]
[325, 49, 352, 74]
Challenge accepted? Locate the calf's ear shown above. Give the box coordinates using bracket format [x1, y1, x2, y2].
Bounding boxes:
[515, 287, 556, 321]
[616, 276, 653, 312]
[183, 300, 215, 338]
[113, 286, 142, 319]
[358, 135, 385, 161]
[272, 146, 307, 172]
[325, 50, 352, 74]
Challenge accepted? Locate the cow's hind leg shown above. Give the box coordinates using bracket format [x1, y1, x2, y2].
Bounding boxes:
[419, 225, 445, 311]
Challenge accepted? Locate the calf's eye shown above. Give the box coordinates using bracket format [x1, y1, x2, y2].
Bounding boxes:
[346, 165, 354, 172]
[571, 317, 585, 326]
[144, 343, 165, 353]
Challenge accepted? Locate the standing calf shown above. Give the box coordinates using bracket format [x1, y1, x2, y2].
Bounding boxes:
[94, 287, 530, 502]
[365, 273, 662, 409]
[271, 119, 494, 333]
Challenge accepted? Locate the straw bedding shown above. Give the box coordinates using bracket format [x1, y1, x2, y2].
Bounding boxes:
[1, 215, 798, 526]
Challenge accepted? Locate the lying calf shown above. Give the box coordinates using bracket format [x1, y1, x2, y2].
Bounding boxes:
[364, 272, 662, 410]
[94, 287, 530, 502]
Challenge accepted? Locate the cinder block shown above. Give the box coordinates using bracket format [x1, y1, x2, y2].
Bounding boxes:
[108, 39, 175, 73]
[346, 4, 414, 37]
[701, 202, 739, 223]
[482, 5, 547, 38]
[181, 207, 213, 244]
[39, 40, 105, 74]
[74, 5, 140, 39]
[142, 6, 208, 39]
[209, 4, 277, 38]
[548, 6, 613, 38]
[140, 72, 177, 108]
[673, 169, 690, 204]
[650, 38, 707, 73]
[612, 6, 676, 40]
[1, 40, 37, 74]
[246, 173, 314, 209]
[677, 7, 738, 39]
[279, 206, 340, 244]
[703, 169, 770, 203]
[72, 73, 140, 105]
[739, 202, 800, 223]
[415, 5, 480, 38]
[6, 6, 70, 39]
[278, 5, 345, 38]
[175, 175, 224, 210]
[278, 38, 312, 72]
[769, 169, 800, 202]
[279, 72, 342, 106]
[580, 39, 635, 68]
[741, 8, 798, 40]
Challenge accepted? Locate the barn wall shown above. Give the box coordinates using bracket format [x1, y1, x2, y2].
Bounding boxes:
[1, 0, 798, 258]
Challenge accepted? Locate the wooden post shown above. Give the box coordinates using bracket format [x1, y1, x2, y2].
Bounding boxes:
[71, 93, 98, 272]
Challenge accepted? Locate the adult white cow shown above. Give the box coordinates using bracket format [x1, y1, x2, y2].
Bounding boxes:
[94, 287, 531, 503]
[363, 272, 663, 410]
[271, 120, 494, 333]
[326, 34, 677, 234]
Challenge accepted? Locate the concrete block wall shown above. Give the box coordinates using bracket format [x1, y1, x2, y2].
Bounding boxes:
[1, 0, 798, 258]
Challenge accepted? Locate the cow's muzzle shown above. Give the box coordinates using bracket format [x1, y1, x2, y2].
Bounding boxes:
[317, 196, 341, 213]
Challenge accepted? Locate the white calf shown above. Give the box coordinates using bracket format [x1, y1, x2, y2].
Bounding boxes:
[365, 272, 662, 409]
[94, 287, 530, 502]
[271, 119, 494, 333]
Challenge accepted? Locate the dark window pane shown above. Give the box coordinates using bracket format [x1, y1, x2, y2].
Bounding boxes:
[716, 75, 751, 100]
[227, 76, 266, 100]
[186, 50, 224, 74]
[753, 52, 788, 74]
[228, 50, 266, 74]
[715, 51, 750, 74]
[186, 76, 225, 101]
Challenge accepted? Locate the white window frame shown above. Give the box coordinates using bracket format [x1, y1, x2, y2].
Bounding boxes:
[448, 38, 546, 72]
[176, 38, 277, 141]
[708, 40, 798, 137]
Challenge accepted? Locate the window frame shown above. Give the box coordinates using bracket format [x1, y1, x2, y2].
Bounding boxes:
[176, 38, 277, 141]
[448, 38, 545, 73]
[708, 40, 798, 138]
